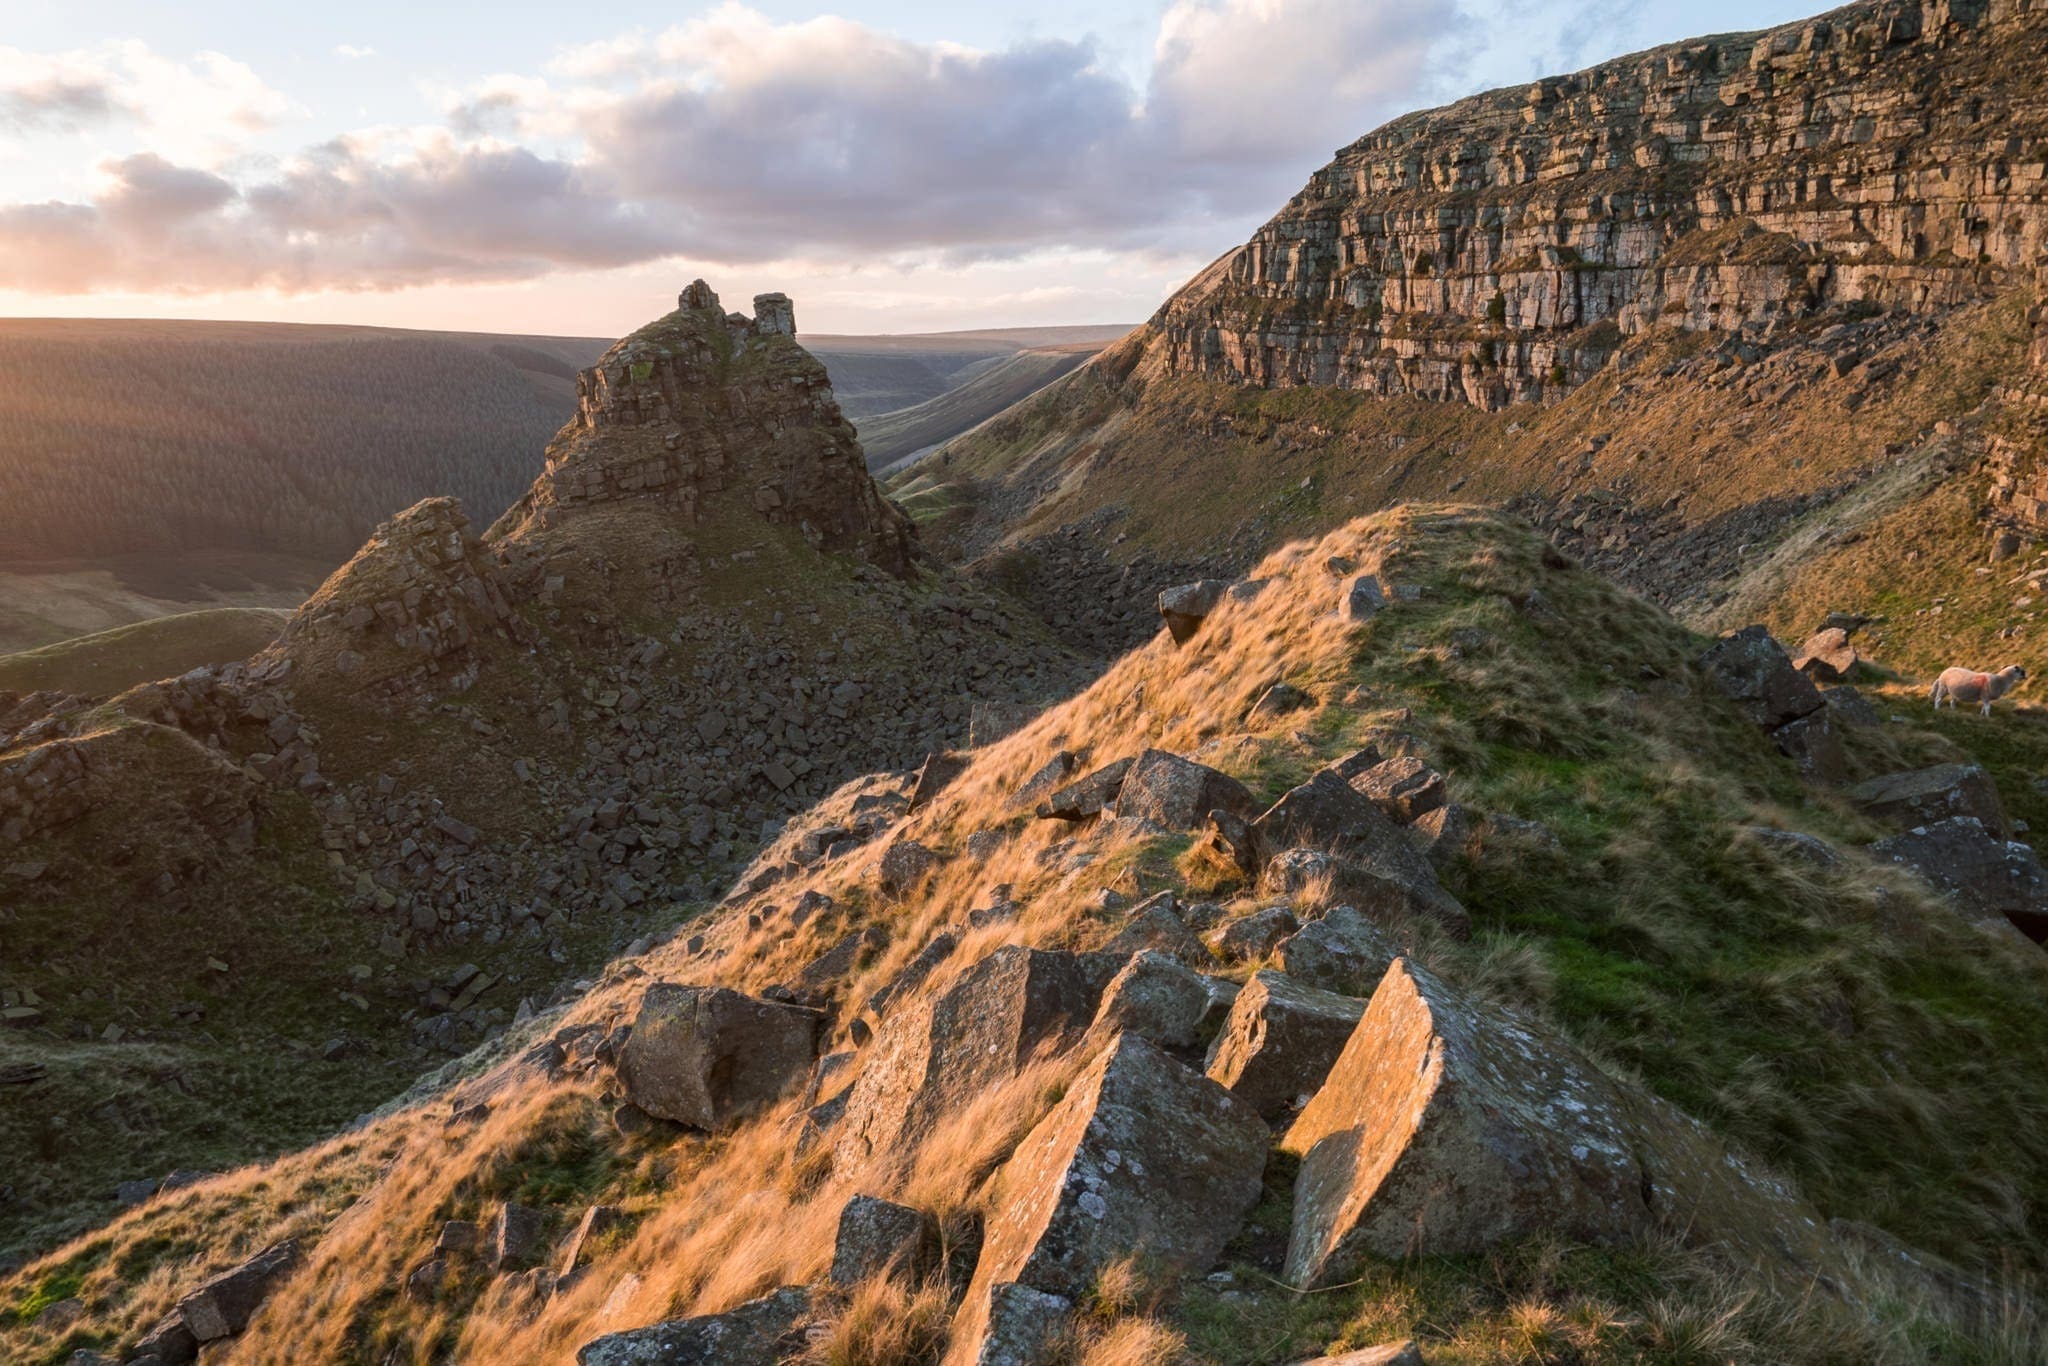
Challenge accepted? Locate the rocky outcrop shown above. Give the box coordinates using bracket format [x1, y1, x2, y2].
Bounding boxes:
[1851, 763, 2009, 836]
[1114, 749, 1257, 831]
[1147, 3, 2048, 410]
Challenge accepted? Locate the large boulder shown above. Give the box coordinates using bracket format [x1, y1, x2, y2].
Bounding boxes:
[835, 947, 1099, 1172]
[1280, 959, 1841, 1288]
[1696, 626, 1822, 729]
[1850, 764, 2009, 837]
[1274, 907, 1399, 998]
[1090, 950, 1239, 1054]
[1035, 757, 1134, 821]
[956, 1033, 1266, 1354]
[1206, 970, 1367, 1121]
[1870, 817, 2048, 941]
[576, 1286, 813, 1365]
[1158, 579, 1231, 644]
[1114, 749, 1257, 831]
[1770, 709, 1847, 786]
[174, 1239, 299, 1341]
[618, 985, 822, 1131]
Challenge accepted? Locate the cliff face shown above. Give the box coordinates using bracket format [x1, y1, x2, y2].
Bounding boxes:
[1152, 0, 2048, 409]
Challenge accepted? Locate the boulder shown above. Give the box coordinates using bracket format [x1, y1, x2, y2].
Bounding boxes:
[1206, 906, 1301, 963]
[1790, 627, 1859, 682]
[830, 1195, 934, 1286]
[133, 1313, 199, 1365]
[1281, 959, 1841, 1288]
[1206, 971, 1368, 1121]
[1770, 709, 1846, 786]
[1158, 579, 1231, 644]
[576, 1285, 813, 1365]
[1275, 907, 1399, 998]
[835, 947, 1099, 1172]
[1253, 771, 1455, 922]
[1870, 817, 2048, 941]
[1850, 764, 2008, 837]
[1113, 749, 1257, 831]
[1196, 807, 1269, 879]
[1696, 626, 1822, 729]
[958, 1034, 1266, 1350]
[1346, 756, 1447, 824]
[174, 1239, 299, 1341]
[492, 1203, 547, 1271]
[618, 985, 822, 1131]
[878, 839, 941, 897]
[1035, 757, 1133, 821]
[1090, 950, 1239, 1053]
[1261, 847, 1337, 896]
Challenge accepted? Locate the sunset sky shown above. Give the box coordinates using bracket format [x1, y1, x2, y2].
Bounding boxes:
[0, 0, 1816, 336]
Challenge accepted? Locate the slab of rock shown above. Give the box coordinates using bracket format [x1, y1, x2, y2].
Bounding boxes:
[1114, 749, 1256, 831]
[958, 1033, 1266, 1351]
[878, 839, 941, 898]
[576, 1285, 813, 1365]
[174, 1239, 298, 1340]
[1158, 579, 1232, 644]
[1871, 817, 2048, 941]
[1697, 626, 1822, 729]
[1281, 959, 1841, 1288]
[1035, 757, 1134, 821]
[1347, 756, 1447, 824]
[1090, 950, 1238, 1053]
[1206, 970, 1367, 1121]
[1275, 907, 1399, 998]
[830, 1194, 934, 1286]
[618, 984, 822, 1131]
[835, 947, 1098, 1172]
[1206, 906, 1300, 963]
[1850, 764, 2008, 837]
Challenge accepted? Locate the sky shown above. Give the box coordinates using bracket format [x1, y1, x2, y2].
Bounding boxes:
[0, 0, 1821, 337]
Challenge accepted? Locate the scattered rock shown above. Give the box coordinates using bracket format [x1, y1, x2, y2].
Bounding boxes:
[1035, 757, 1134, 821]
[1158, 579, 1231, 644]
[1249, 681, 1313, 720]
[1697, 625, 1822, 729]
[175, 1239, 299, 1341]
[1090, 950, 1238, 1053]
[1790, 627, 1859, 682]
[1346, 756, 1447, 824]
[560, 1205, 627, 1275]
[1206, 905, 1300, 963]
[1871, 817, 2048, 941]
[1275, 907, 1399, 997]
[492, 1203, 548, 1271]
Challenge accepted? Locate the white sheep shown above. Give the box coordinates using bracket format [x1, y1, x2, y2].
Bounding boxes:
[1930, 664, 2028, 716]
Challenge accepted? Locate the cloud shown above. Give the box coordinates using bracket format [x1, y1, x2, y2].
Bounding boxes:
[334, 44, 377, 60]
[0, 0, 1706, 297]
[0, 41, 297, 164]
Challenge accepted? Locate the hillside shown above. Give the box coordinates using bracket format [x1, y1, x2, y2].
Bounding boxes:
[913, 0, 2048, 678]
[854, 343, 1113, 473]
[0, 283, 1085, 1267]
[0, 609, 290, 698]
[808, 328, 1134, 420]
[6, 505, 2045, 1363]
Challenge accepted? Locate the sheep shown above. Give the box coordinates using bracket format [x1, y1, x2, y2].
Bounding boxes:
[1930, 664, 2028, 716]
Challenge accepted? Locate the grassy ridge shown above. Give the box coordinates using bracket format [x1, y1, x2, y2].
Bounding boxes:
[0, 608, 291, 697]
